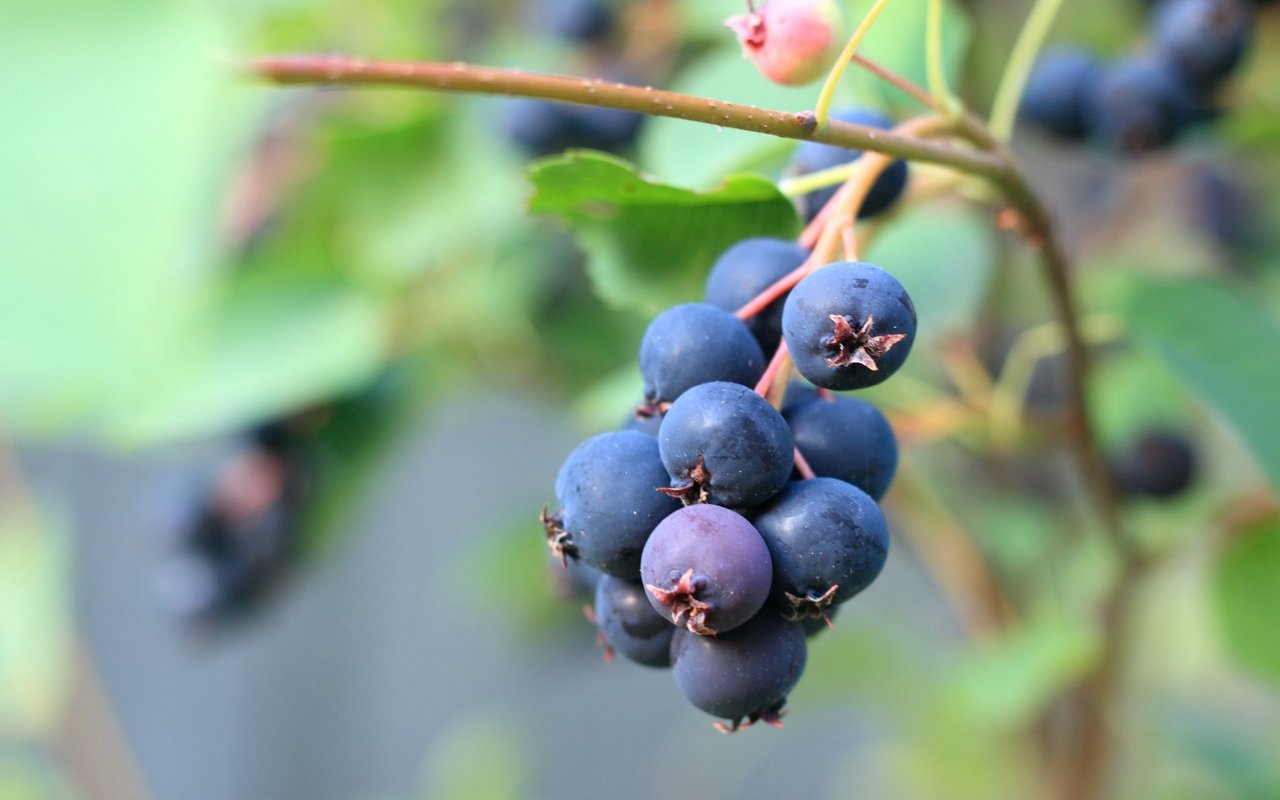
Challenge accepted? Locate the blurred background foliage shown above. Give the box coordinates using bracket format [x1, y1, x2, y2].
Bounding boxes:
[2, 0, 1280, 797]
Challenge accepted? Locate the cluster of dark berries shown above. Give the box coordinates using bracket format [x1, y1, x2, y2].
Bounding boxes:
[502, 0, 645, 156]
[1020, 0, 1255, 153]
[543, 231, 917, 730]
[155, 420, 312, 625]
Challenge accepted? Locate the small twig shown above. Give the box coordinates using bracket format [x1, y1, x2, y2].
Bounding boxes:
[244, 56, 1006, 178]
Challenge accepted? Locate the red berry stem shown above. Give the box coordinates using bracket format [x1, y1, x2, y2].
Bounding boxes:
[753, 340, 793, 397]
[793, 447, 817, 480]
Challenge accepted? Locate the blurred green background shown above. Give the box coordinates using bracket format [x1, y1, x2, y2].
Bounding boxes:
[2, 0, 1280, 798]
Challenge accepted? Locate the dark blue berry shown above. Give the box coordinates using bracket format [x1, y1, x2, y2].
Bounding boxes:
[784, 395, 898, 499]
[1083, 59, 1195, 153]
[503, 99, 644, 157]
[547, 430, 681, 577]
[639, 303, 766, 405]
[670, 610, 807, 731]
[800, 605, 837, 638]
[533, 0, 616, 43]
[503, 98, 581, 157]
[704, 238, 809, 354]
[1112, 428, 1197, 499]
[792, 109, 908, 222]
[550, 554, 603, 601]
[594, 575, 675, 667]
[657, 382, 794, 509]
[751, 478, 889, 621]
[781, 262, 917, 390]
[1152, 0, 1253, 90]
[624, 405, 664, 437]
[640, 504, 773, 635]
[1019, 47, 1102, 140]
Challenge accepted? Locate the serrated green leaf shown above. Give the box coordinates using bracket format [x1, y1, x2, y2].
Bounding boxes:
[1214, 518, 1280, 685]
[528, 152, 800, 314]
[1122, 277, 1280, 492]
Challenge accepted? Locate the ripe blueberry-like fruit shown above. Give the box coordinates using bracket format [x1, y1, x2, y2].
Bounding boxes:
[658, 381, 795, 509]
[546, 430, 681, 577]
[784, 395, 898, 499]
[1082, 59, 1194, 153]
[533, 0, 616, 43]
[781, 261, 917, 390]
[704, 238, 809, 354]
[751, 478, 890, 620]
[550, 553, 602, 601]
[1019, 47, 1101, 141]
[670, 609, 807, 730]
[594, 575, 675, 667]
[640, 504, 773, 635]
[725, 0, 845, 87]
[639, 303, 766, 405]
[503, 98, 644, 157]
[624, 405, 664, 437]
[1152, 0, 1253, 89]
[1112, 428, 1197, 499]
[791, 109, 909, 222]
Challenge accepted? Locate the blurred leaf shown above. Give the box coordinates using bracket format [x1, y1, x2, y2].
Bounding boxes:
[1123, 277, 1280, 492]
[1214, 518, 1280, 685]
[0, 2, 250, 436]
[850, 0, 973, 110]
[528, 152, 800, 314]
[0, 755, 68, 800]
[296, 358, 441, 556]
[864, 202, 995, 341]
[946, 616, 1099, 730]
[637, 48, 829, 188]
[1090, 350, 1192, 451]
[418, 712, 530, 800]
[113, 277, 391, 446]
[0, 506, 72, 739]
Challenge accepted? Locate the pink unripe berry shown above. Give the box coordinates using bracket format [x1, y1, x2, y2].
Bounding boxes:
[726, 0, 845, 87]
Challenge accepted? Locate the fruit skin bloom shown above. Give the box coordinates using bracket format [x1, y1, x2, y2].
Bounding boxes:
[726, 0, 845, 87]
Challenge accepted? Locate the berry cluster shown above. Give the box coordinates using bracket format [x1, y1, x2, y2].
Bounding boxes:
[543, 218, 917, 728]
[1020, 0, 1256, 152]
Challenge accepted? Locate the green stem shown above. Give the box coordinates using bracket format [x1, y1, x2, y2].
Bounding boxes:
[925, 0, 959, 118]
[988, 0, 1067, 141]
[813, 0, 895, 129]
[778, 161, 860, 196]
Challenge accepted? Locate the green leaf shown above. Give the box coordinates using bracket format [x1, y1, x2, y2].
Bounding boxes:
[946, 615, 1099, 730]
[528, 152, 800, 314]
[863, 202, 995, 341]
[0, 2, 252, 436]
[112, 277, 391, 446]
[0, 507, 72, 739]
[1122, 277, 1280, 492]
[1215, 518, 1280, 685]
